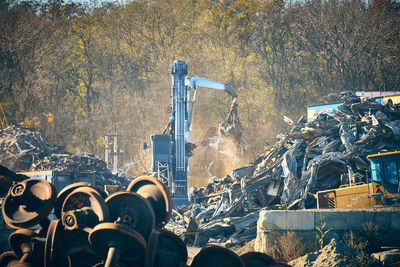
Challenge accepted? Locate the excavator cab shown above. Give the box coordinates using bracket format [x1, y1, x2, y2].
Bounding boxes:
[317, 151, 400, 209]
[368, 151, 400, 199]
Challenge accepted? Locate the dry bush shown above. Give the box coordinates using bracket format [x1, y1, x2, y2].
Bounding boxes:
[342, 222, 382, 267]
[266, 231, 318, 263]
[361, 221, 380, 253]
[344, 222, 380, 254]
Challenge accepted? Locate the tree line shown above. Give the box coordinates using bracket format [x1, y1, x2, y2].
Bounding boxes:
[0, 0, 399, 179]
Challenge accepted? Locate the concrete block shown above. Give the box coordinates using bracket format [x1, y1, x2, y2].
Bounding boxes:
[315, 210, 369, 230]
[256, 208, 400, 254]
[286, 210, 315, 230]
[391, 211, 400, 231]
[365, 210, 391, 231]
[315, 209, 392, 231]
[314, 210, 343, 230]
[258, 210, 315, 231]
[255, 231, 271, 253]
[259, 210, 287, 231]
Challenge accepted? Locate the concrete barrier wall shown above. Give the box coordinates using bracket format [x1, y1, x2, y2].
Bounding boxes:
[255, 208, 400, 253]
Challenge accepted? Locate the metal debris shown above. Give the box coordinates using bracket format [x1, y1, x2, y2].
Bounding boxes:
[31, 152, 129, 187]
[0, 125, 60, 171]
[219, 98, 247, 150]
[170, 92, 400, 246]
[0, 125, 128, 188]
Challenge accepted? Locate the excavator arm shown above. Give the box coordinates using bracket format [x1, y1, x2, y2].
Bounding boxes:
[185, 76, 237, 142]
[186, 76, 237, 97]
[152, 60, 238, 206]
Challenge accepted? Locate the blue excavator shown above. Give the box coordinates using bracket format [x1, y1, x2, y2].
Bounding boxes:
[147, 60, 237, 207]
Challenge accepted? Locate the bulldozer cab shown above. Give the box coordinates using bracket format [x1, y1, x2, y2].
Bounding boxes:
[368, 151, 400, 195]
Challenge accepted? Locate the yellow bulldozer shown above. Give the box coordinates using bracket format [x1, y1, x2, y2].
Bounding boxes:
[317, 151, 400, 209]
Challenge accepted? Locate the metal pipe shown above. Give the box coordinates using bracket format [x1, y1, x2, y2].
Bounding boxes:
[105, 246, 122, 267]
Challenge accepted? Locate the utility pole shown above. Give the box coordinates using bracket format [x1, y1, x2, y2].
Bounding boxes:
[113, 133, 118, 173]
[104, 135, 109, 169]
[104, 132, 123, 174]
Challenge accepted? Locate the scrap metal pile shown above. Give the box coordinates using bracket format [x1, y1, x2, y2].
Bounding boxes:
[30, 152, 128, 186]
[0, 125, 60, 171]
[0, 176, 284, 267]
[0, 125, 127, 188]
[173, 92, 400, 246]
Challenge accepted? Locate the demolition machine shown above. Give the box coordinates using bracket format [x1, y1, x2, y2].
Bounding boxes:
[145, 60, 237, 207]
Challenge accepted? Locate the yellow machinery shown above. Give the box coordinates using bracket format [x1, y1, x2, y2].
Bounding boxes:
[317, 151, 400, 209]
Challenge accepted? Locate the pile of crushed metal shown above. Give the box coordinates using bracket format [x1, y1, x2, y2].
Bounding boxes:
[170, 92, 400, 247]
[0, 125, 60, 171]
[0, 125, 128, 190]
[30, 152, 129, 187]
